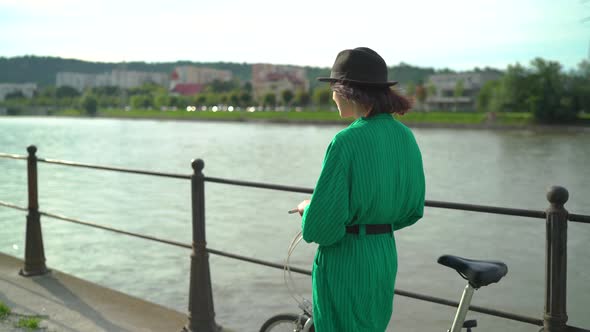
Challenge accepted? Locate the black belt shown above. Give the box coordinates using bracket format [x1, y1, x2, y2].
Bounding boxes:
[346, 224, 392, 235]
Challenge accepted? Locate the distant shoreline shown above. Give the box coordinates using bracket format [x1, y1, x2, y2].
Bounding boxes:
[4, 113, 590, 132]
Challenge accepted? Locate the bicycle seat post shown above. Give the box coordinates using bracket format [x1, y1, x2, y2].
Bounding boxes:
[449, 282, 475, 332]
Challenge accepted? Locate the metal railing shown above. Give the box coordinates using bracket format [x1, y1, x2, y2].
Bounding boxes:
[0, 145, 589, 332]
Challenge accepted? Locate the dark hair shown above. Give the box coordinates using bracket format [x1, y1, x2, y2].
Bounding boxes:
[330, 81, 412, 117]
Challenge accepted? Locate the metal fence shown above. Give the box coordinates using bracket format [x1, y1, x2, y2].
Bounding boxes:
[1, 145, 589, 332]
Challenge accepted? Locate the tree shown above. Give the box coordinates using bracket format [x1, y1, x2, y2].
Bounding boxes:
[243, 82, 253, 93]
[195, 94, 207, 106]
[80, 94, 98, 116]
[130, 95, 154, 109]
[568, 60, 590, 114]
[281, 89, 294, 107]
[155, 94, 170, 109]
[453, 79, 465, 111]
[207, 79, 240, 93]
[476, 80, 500, 112]
[426, 83, 437, 99]
[4, 91, 26, 100]
[527, 58, 575, 123]
[294, 89, 311, 107]
[405, 82, 416, 97]
[230, 92, 240, 106]
[240, 91, 253, 107]
[415, 85, 427, 105]
[91, 86, 121, 96]
[313, 87, 332, 107]
[56, 86, 80, 98]
[263, 93, 276, 108]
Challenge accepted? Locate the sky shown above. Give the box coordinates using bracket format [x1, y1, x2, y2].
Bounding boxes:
[0, 0, 589, 71]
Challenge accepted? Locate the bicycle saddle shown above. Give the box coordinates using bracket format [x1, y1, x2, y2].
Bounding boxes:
[437, 255, 508, 289]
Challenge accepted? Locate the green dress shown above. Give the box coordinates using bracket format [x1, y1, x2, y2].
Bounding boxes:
[301, 113, 425, 332]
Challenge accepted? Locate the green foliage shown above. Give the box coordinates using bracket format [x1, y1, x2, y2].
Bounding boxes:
[263, 93, 276, 107]
[127, 83, 164, 97]
[4, 91, 26, 100]
[415, 85, 427, 104]
[36, 86, 56, 98]
[130, 95, 154, 109]
[16, 317, 41, 329]
[56, 85, 80, 98]
[567, 60, 590, 113]
[80, 94, 98, 115]
[405, 82, 416, 97]
[0, 56, 253, 87]
[0, 301, 11, 319]
[281, 89, 294, 106]
[294, 89, 311, 106]
[453, 79, 464, 98]
[91, 86, 121, 96]
[526, 58, 573, 123]
[478, 58, 585, 123]
[239, 91, 252, 106]
[205, 79, 241, 93]
[313, 87, 332, 106]
[476, 80, 500, 112]
[494, 63, 531, 112]
[154, 94, 170, 109]
[426, 83, 436, 98]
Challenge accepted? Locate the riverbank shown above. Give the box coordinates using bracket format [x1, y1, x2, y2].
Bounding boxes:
[22, 108, 590, 131]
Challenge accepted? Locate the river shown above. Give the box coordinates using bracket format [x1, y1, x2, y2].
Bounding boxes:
[0, 116, 589, 331]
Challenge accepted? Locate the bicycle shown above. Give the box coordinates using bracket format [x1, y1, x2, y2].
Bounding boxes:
[259, 230, 508, 332]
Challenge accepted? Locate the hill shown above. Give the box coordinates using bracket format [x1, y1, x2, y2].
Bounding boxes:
[0, 55, 441, 89]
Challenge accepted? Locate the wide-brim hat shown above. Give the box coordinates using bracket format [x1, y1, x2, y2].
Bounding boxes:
[317, 47, 397, 87]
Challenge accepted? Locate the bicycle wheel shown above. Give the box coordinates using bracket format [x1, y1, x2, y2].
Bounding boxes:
[259, 313, 308, 332]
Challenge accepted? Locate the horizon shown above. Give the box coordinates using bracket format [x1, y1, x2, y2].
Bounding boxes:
[1, 0, 589, 71]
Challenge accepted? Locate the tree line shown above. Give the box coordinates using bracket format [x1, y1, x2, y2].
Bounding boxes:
[0, 78, 335, 116]
[2, 56, 588, 124]
[475, 58, 589, 123]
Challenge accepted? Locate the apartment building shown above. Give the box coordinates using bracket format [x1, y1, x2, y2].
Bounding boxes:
[56, 70, 169, 92]
[0, 83, 37, 101]
[425, 71, 502, 111]
[251, 64, 309, 100]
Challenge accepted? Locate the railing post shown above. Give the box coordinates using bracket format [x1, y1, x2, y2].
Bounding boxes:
[183, 159, 221, 332]
[20, 145, 49, 276]
[543, 186, 569, 332]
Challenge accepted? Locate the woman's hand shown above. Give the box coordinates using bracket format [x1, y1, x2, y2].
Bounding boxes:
[297, 199, 311, 216]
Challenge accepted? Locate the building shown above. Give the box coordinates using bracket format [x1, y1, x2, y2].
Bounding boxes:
[170, 83, 204, 96]
[171, 66, 232, 85]
[56, 70, 169, 92]
[0, 83, 37, 101]
[424, 71, 502, 111]
[169, 66, 232, 96]
[251, 64, 309, 101]
[56, 73, 96, 91]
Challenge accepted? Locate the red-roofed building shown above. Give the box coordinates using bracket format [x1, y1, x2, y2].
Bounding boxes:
[171, 83, 204, 96]
[169, 66, 232, 96]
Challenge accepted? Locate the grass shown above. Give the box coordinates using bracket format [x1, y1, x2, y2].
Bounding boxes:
[47, 108, 590, 128]
[396, 111, 488, 124]
[0, 301, 10, 319]
[0, 300, 44, 330]
[16, 317, 41, 329]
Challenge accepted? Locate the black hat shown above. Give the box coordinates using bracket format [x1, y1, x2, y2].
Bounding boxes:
[317, 47, 397, 87]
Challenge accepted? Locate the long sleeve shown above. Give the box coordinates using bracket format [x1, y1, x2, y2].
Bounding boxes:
[394, 153, 425, 231]
[393, 201, 424, 231]
[301, 138, 351, 246]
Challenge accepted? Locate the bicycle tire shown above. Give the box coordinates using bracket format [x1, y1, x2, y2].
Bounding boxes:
[259, 313, 310, 332]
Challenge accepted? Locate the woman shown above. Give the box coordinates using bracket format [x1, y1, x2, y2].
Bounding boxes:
[297, 47, 425, 332]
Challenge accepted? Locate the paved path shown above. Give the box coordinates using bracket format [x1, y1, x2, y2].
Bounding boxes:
[0, 252, 188, 332]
